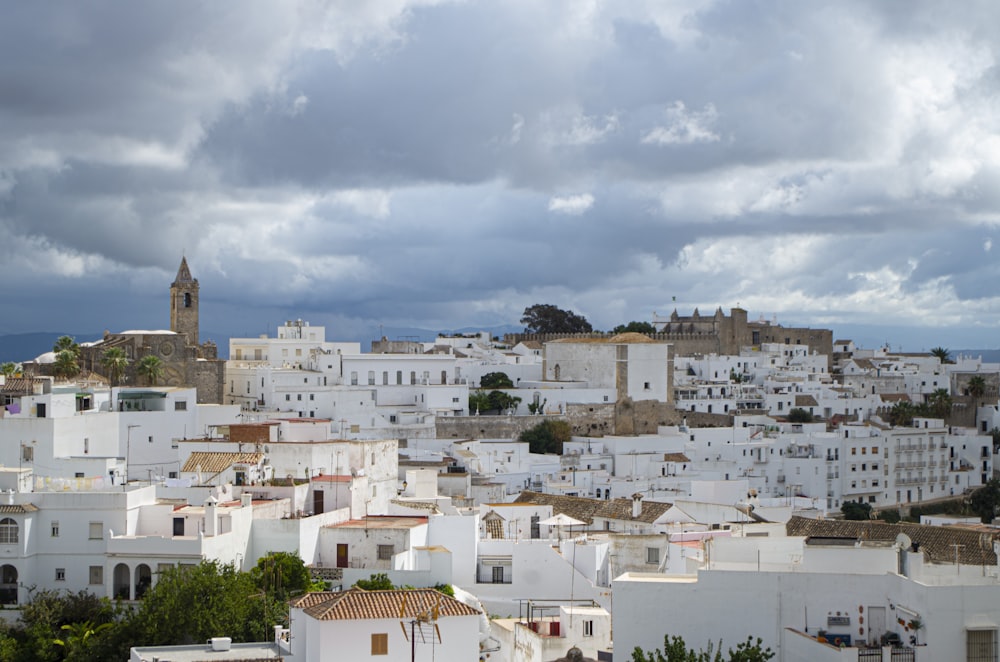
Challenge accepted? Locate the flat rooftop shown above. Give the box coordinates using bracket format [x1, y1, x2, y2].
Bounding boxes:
[329, 515, 428, 530]
[130, 641, 283, 661]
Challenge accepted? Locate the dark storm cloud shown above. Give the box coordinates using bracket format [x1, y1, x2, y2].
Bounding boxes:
[1, 0, 999, 346]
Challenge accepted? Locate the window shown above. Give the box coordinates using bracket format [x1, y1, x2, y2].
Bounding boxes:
[174, 400, 187, 411]
[584, 620, 594, 637]
[492, 566, 505, 583]
[89, 566, 103, 585]
[350, 372, 358, 385]
[371, 633, 388, 656]
[55, 568, 65, 581]
[646, 547, 660, 564]
[21, 445, 32, 462]
[377, 545, 394, 560]
[967, 629, 997, 662]
[89, 522, 103, 540]
[368, 371, 375, 385]
[51, 521, 59, 537]
[309, 394, 314, 401]
[851, 448, 857, 455]
[872, 446, 878, 454]
[297, 394, 302, 401]
[0, 519, 17, 544]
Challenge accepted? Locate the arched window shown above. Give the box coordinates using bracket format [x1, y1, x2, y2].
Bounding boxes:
[183, 292, 192, 308]
[0, 519, 17, 545]
[113, 563, 130, 600]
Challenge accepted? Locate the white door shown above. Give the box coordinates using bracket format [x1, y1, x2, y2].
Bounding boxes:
[867, 606, 886, 645]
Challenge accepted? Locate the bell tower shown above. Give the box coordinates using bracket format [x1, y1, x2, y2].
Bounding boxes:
[170, 257, 199, 346]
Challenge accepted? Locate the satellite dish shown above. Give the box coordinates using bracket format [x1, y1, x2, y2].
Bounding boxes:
[895, 533, 912, 550]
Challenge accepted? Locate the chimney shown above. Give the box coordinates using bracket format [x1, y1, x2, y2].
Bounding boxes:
[241, 492, 253, 508]
[631, 492, 643, 519]
[204, 495, 218, 537]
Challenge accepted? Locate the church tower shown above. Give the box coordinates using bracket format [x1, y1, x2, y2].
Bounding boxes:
[170, 257, 199, 347]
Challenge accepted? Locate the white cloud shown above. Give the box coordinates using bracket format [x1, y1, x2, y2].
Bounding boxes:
[642, 101, 720, 146]
[548, 193, 595, 215]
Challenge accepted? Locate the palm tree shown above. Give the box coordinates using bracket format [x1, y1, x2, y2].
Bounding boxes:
[927, 388, 953, 418]
[100, 348, 129, 386]
[967, 375, 987, 403]
[53, 335, 80, 356]
[930, 346, 952, 364]
[136, 355, 164, 386]
[53, 620, 113, 658]
[0, 362, 18, 379]
[52, 350, 80, 381]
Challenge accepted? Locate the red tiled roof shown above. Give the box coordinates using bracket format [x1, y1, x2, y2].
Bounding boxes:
[294, 588, 479, 621]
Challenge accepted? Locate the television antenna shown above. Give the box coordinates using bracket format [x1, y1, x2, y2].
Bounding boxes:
[399, 591, 443, 661]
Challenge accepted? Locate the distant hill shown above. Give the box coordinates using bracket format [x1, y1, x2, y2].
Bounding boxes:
[0, 332, 104, 364]
[0, 325, 524, 363]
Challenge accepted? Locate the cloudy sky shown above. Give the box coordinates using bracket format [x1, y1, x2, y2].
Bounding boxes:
[2, 1, 999, 350]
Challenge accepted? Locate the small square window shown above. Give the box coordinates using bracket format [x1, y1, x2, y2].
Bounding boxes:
[371, 633, 388, 656]
[89, 522, 103, 540]
[377, 544, 394, 560]
[646, 547, 660, 564]
[174, 400, 187, 411]
[584, 620, 594, 636]
[51, 521, 59, 537]
[89, 566, 103, 585]
[55, 568, 65, 581]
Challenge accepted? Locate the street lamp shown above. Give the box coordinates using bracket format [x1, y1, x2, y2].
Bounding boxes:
[125, 425, 140, 489]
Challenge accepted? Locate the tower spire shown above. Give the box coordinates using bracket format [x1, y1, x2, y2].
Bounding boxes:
[173, 256, 194, 285]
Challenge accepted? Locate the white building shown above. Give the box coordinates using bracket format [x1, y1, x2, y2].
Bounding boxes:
[615, 516, 1000, 661]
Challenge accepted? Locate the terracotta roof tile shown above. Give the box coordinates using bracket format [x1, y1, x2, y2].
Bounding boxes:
[512, 491, 671, 525]
[299, 588, 480, 621]
[181, 452, 264, 474]
[786, 516, 999, 565]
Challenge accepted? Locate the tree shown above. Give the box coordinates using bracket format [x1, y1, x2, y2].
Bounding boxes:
[521, 304, 593, 334]
[519, 419, 571, 454]
[100, 348, 129, 387]
[136, 355, 164, 386]
[469, 391, 491, 414]
[1, 362, 19, 379]
[52, 350, 80, 381]
[124, 561, 281, 647]
[926, 388, 952, 418]
[53, 335, 80, 356]
[250, 552, 324, 602]
[786, 408, 813, 423]
[612, 321, 656, 335]
[930, 347, 952, 364]
[966, 375, 987, 402]
[887, 401, 916, 427]
[967, 479, 1000, 524]
[841, 500, 872, 520]
[631, 634, 774, 662]
[480, 372, 514, 389]
[14, 589, 118, 662]
[53, 620, 113, 660]
[354, 573, 395, 591]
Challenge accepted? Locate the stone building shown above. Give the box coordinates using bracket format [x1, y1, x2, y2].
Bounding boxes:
[507, 307, 833, 359]
[78, 258, 226, 404]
